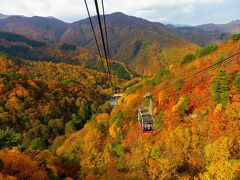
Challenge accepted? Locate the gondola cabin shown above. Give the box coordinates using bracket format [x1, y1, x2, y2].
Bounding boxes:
[138, 109, 154, 131]
[138, 93, 154, 132]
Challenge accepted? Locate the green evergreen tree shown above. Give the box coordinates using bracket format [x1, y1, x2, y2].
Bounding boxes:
[212, 70, 231, 106]
[0, 129, 20, 149]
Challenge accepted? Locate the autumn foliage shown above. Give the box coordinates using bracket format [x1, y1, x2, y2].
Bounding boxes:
[0, 149, 48, 179]
[0, 39, 240, 179]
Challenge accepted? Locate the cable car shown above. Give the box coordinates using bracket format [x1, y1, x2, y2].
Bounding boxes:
[138, 93, 154, 132]
[138, 109, 154, 131]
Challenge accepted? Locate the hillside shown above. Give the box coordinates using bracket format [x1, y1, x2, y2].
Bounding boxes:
[0, 33, 239, 179]
[0, 53, 134, 151]
[55, 36, 240, 178]
[0, 53, 143, 179]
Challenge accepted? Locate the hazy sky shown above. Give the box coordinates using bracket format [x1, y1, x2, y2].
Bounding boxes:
[0, 0, 239, 25]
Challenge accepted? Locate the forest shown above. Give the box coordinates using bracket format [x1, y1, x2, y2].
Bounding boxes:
[0, 32, 239, 179]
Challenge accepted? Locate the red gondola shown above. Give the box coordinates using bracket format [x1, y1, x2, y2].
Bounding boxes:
[138, 93, 154, 132]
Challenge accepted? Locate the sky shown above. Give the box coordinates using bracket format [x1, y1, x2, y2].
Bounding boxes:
[0, 0, 239, 25]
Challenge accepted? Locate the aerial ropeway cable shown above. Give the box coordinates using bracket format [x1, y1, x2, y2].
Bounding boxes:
[101, 0, 117, 93]
[84, 0, 107, 76]
[84, 0, 114, 93]
[101, 0, 110, 59]
[94, 0, 113, 90]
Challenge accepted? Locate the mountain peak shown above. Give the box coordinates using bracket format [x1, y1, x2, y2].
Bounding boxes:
[107, 12, 137, 20]
[110, 12, 127, 16]
[46, 16, 57, 19]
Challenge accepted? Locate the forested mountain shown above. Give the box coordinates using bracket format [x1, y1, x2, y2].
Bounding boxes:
[60, 12, 198, 74]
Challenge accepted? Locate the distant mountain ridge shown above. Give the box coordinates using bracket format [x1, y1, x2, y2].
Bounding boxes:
[0, 15, 69, 43]
[196, 20, 240, 33]
[167, 26, 231, 47]
[166, 20, 240, 47]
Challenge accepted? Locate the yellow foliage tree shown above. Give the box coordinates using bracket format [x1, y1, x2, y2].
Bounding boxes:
[200, 137, 240, 180]
[0, 148, 48, 180]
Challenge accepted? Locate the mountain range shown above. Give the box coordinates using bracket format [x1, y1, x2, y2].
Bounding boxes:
[0, 12, 196, 74]
[0, 12, 239, 74]
[0, 12, 238, 44]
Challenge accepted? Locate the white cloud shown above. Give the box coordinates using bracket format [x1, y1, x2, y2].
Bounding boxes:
[183, 4, 194, 14]
[0, 0, 238, 25]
